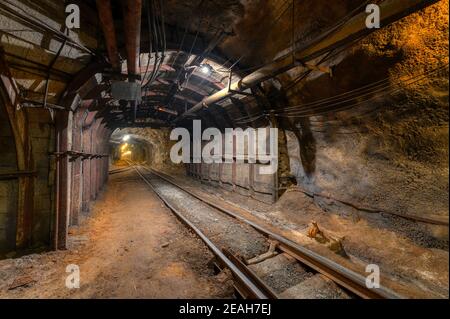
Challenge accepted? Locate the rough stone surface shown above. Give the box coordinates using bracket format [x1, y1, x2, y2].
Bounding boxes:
[281, 1, 449, 244]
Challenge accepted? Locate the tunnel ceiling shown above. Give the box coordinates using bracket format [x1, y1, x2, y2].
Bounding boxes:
[0, 0, 446, 131]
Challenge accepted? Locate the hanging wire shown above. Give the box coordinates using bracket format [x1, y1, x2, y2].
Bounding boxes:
[142, 0, 167, 89]
[141, 0, 153, 87]
[170, 25, 189, 68]
[278, 65, 449, 116]
[236, 63, 448, 122]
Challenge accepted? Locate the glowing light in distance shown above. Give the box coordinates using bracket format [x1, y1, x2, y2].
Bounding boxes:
[123, 135, 130, 142]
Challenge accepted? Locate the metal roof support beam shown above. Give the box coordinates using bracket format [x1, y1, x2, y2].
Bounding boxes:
[175, 0, 439, 121]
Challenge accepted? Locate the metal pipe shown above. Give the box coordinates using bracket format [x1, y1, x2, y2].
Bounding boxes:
[175, 0, 439, 121]
[155, 106, 178, 116]
[96, 0, 121, 69]
[121, 0, 143, 78]
[121, 0, 143, 123]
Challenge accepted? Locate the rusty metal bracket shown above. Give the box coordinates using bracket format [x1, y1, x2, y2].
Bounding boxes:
[81, 153, 92, 161]
[51, 151, 108, 160]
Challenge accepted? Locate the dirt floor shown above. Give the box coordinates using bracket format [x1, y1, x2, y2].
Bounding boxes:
[0, 170, 234, 299]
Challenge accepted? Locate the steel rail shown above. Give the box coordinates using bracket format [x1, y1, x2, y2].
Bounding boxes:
[142, 166, 403, 299]
[108, 166, 134, 175]
[132, 166, 273, 299]
[223, 248, 279, 299]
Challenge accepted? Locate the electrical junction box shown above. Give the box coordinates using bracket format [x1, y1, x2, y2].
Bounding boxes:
[111, 81, 142, 102]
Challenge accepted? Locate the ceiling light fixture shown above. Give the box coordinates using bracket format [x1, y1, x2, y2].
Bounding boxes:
[200, 64, 212, 75]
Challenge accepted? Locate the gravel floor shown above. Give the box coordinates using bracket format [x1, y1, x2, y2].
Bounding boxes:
[144, 172, 269, 260]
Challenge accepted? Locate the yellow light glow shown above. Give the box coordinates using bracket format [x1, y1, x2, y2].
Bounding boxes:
[122, 151, 132, 156]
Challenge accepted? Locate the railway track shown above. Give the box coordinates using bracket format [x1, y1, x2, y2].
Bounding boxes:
[128, 164, 401, 299]
[108, 166, 134, 175]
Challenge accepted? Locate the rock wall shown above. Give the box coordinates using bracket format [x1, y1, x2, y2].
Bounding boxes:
[283, 1, 448, 245]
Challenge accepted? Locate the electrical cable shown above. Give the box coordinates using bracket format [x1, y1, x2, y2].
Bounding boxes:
[234, 63, 449, 124]
[234, 63, 448, 121]
[141, 0, 153, 87]
[235, 65, 448, 122]
[278, 65, 448, 115]
[143, 0, 167, 89]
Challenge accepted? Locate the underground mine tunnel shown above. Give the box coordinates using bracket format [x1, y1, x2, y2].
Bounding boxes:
[0, 0, 448, 301]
